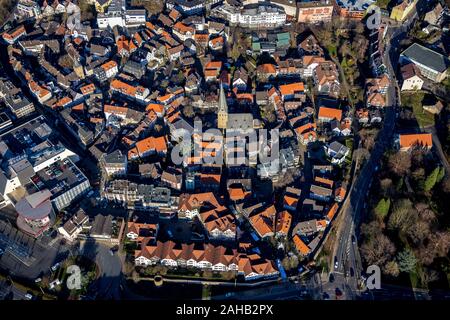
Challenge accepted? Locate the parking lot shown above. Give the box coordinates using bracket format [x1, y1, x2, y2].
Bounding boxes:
[0, 220, 70, 280]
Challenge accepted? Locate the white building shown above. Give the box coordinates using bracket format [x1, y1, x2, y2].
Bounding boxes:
[97, 0, 146, 29]
[214, 2, 286, 28]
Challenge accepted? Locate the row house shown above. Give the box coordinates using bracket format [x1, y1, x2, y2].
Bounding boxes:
[127, 222, 159, 244]
[135, 241, 239, 272]
[178, 192, 222, 219]
[199, 209, 236, 240]
[128, 135, 168, 160]
[110, 79, 149, 102]
[317, 106, 343, 123]
[248, 205, 277, 239]
[275, 210, 292, 238]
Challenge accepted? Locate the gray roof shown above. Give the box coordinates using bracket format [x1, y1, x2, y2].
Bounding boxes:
[103, 149, 125, 164]
[401, 43, 449, 73]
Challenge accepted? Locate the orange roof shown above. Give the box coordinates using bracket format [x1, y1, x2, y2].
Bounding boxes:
[258, 63, 277, 74]
[104, 104, 128, 116]
[157, 93, 173, 103]
[135, 136, 167, 156]
[73, 37, 83, 46]
[128, 147, 139, 160]
[279, 82, 305, 96]
[249, 205, 276, 238]
[80, 83, 95, 95]
[334, 186, 346, 199]
[295, 122, 316, 135]
[173, 22, 194, 34]
[284, 195, 298, 208]
[146, 103, 164, 114]
[194, 33, 209, 43]
[111, 79, 138, 97]
[318, 107, 342, 121]
[326, 203, 339, 221]
[315, 176, 334, 188]
[90, 117, 103, 124]
[133, 32, 143, 46]
[293, 235, 311, 256]
[205, 61, 222, 70]
[204, 69, 218, 78]
[72, 103, 84, 112]
[209, 36, 224, 47]
[399, 133, 432, 149]
[317, 220, 327, 230]
[54, 96, 72, 107]
[200, 173, 221, 185]
[3, 25, 26, 40]
[276, 211, 292, 235]
[229, 186, 250, 201]
[236, 93, 253, 101]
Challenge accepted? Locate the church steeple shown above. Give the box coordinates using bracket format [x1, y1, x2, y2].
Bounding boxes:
[218, 81, 228, 113]
[217, 82, 228, 129]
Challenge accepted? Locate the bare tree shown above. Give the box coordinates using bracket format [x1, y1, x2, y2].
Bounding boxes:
[360, 233, 396, 267]
[406, 220, 430, 246]
[388, 198, 417, 232]
[384, 260, 400, 277]
[388, 152, 411, 176]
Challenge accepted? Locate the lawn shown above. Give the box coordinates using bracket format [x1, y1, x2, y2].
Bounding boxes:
[412, 102, 435, 128]
[401, 92, 434, 128]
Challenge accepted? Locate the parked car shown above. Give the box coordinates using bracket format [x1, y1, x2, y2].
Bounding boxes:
[51, 262, 60, 272]
[24, 294, 33, 300]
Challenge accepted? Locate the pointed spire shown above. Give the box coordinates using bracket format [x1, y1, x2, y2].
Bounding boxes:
[218, 81, 228, 113]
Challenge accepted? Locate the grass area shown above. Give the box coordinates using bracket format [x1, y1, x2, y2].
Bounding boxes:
[202, 285, 211, 300]
[326, 45, 337, 58]
[412, 102, 435, 128]
[401, 92, 434, 128]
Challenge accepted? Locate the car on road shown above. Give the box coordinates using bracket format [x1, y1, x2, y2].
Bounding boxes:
[335, 288, 343, 298]
[24, 293, 33, 300]
[350, 267, 355, 277]
[329, 273, 335, 283]
[351, 235, 356, 244]
[323, 292, 330, 300]
[51, 262, 60, 272]
[34, 278, 42, 283]
[334, 256, 339, 269]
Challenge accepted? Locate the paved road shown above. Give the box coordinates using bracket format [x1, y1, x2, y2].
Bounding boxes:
[78, 241, 123, 300]
[325, 14, 420, 299]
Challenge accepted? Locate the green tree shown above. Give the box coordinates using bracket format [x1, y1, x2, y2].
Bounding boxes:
[436, 167, 446, 183]
[374, 198, 391, 220]
[423, 167, 440, 192]
[388, 198, 416, 232]
[397, 249, 417, 273]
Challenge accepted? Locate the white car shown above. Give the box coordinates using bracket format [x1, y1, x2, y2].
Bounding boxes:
[24, 294, 33, 300]
[51, 262, 60, 272]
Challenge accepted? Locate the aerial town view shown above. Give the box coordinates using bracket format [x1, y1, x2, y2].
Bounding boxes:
[0, 0, 450, 305]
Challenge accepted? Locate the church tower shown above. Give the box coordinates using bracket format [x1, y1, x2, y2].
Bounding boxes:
[217, 83, 228, 130]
